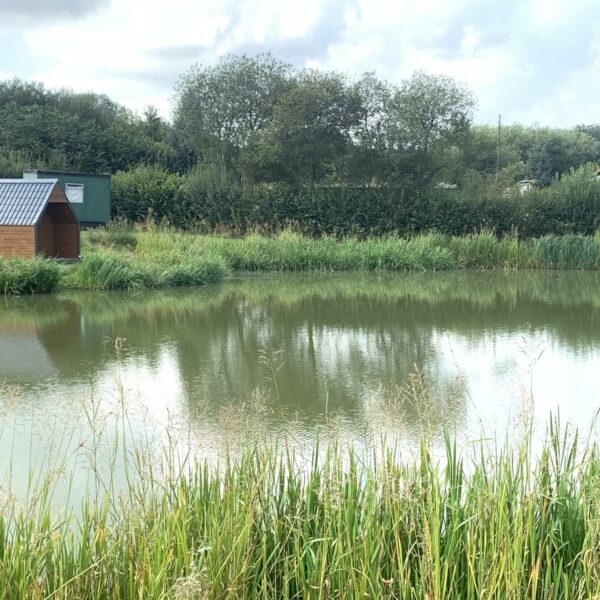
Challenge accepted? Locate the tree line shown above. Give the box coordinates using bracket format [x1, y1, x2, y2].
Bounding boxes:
[1, 54, 600, 234]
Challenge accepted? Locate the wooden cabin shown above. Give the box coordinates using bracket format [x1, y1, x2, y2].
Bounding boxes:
[0, 179, 80, 259]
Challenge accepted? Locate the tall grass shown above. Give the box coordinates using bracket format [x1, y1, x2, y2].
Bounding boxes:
[1, 419, 600, 598]
[202, 231, 459, 271]
[202, 230, 600, 272]
[85, 217, 138, 250]
[66, 250, 228, 290]
[5, 229, 600, 295]
[533, 234, 600, 269]
[68, 225, 229, 290]
[65, 253, 146, 290]
[0, 257, 61, 294]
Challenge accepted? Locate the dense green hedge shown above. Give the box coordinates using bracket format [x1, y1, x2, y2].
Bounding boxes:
[112, 166, 600, 237]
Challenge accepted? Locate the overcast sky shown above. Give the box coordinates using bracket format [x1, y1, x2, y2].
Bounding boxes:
[1, 0, 598, 126]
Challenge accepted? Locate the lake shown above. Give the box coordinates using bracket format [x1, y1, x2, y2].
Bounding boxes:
[1, 271, 600, 503]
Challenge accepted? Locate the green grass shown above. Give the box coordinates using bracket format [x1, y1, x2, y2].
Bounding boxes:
[5, 229, 600, 294]
[65, 252, 147, 290]
[1, 418, 600, 598]
[170, 229, 600, 273]
[65, 230, 229, 290]
[202, 231, 459, 271]
[0, 257, 61, 294]
[85, 218, 138, 250]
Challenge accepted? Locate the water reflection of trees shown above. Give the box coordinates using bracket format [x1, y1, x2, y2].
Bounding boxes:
[2, 271, 600, 434]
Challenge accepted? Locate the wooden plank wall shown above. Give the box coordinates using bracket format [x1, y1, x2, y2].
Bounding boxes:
[0, 226, 36, 258]
[38, 212, 54, 256]
[53, 224, 79, 258]
[48, 186, 68, 204]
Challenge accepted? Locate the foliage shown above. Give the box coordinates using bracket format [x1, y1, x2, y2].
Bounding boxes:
[463, 124, 600, 182]
[66, 236, 229, 291]
[0, 257, 61, 294]
[114, 166, 600, 237]
[0, 148, 44, 178]
[2, 418, 600, 598]
[172, 57, 476, 189]
[7, 227, 600, 295]
[85, 217, 138, 250]
[383, 71, 475, 191]
[111, 165, 186, 223]
[2, 58, 600, 237]
[260, 70, 362, 184]
[0, 79, 178, 174]
[66, 252, 146, 290]
[182, 162, 244, 228]
[203, 231, 458, 271]
[526, 141, 553, 186]
[173, 53, 292, 180]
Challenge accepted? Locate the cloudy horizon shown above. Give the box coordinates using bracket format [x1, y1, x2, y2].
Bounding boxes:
[1, 0, 598, 126]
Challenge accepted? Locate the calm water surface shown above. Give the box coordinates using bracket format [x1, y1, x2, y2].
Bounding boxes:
[1, 271, 600, 501]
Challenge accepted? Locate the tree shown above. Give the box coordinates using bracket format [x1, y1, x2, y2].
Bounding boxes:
[260, 70, 362, 184]
[575, 124, 600, 144]
[526, 141, 553, 186]
[173, 54, 292, 181]
[342, 72, 393, 183]
[0, 79, 181, 173]
[383, 71, 476, 189]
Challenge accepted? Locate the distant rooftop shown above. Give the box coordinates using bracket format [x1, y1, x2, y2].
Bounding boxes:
[23, 169, 111, 179]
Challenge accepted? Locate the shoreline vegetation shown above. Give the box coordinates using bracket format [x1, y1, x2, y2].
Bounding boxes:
[5, 227, 600, 293]
[1, 419, 600, 598]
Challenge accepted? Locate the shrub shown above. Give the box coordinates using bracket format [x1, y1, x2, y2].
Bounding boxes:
[114, 164, 600, 238]
[112, 165, 186, 224]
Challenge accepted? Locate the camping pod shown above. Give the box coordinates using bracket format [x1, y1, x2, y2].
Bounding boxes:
[0, 179, 80, 259]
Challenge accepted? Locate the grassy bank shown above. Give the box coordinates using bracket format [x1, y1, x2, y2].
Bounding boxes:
[1, 421, 600, 598]
[204, 230, 600, 271]
[0, 257, 60, 294]
[6, 229, 600, 293]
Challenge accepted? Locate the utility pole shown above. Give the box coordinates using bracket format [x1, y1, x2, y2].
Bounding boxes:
[496, 114, 502, 183]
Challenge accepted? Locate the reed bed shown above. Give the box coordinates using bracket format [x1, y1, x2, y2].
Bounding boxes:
[0, 256, 61, 294]
[202, 231, 459, 272]
[5, 229, 600, 293]
[173, 229, 600, 273]
[0, 419, 600, 599]
[65, 247, 228, 291]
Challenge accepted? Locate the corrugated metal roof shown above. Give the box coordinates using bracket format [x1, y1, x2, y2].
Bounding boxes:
[0, 179, 57, 226]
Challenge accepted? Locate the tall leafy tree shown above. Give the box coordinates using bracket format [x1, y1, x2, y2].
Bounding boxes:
[0, 79, 180, 174]
[383, 71, 476, 189]
[260, 70, 362, 184]
[526, 141, 553, 186]
[173, 54, 292, 181]
[342, 72, 393, 183]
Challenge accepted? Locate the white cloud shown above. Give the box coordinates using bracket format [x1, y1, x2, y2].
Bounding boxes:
[460, 27, 480, 56]
[2, 0, 599, 126]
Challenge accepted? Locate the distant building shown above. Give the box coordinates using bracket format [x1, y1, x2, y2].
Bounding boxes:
[517, 180, 536, 195]
[23, 170, 111, 226]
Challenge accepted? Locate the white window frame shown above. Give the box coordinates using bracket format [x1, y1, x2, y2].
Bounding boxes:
[65, 183, 84, 204]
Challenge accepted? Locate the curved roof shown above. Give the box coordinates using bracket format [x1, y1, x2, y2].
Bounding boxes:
[0, 179, 58, 226]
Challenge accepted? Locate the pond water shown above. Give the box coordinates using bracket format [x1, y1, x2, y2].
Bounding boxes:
[1, 271, 600, 502]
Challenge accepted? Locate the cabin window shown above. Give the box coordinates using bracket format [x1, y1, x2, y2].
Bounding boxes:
[65, 183, 84, 204]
